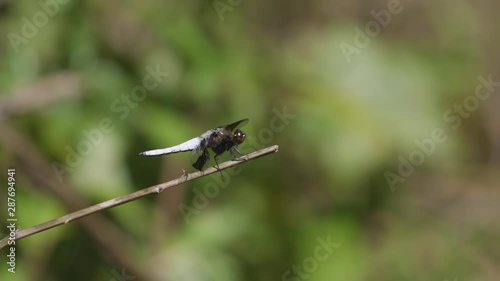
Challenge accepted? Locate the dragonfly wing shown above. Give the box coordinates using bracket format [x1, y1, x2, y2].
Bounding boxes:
[192, 148, 210, 171]
[199, 119, 248, 138]
[139, 137, 202, 156]
[223, 118, 249, 132]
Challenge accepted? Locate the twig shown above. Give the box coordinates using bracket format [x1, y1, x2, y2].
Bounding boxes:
[0, 145, 279, 250]
[1, 103, 150, 279]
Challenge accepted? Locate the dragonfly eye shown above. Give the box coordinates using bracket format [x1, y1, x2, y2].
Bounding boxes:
[234, 129, 246, 144]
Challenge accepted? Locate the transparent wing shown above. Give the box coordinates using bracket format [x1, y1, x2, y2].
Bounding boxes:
[196, 118, 249, 141]
[222, 118, 249, 132]
[191, 148, 210, 171]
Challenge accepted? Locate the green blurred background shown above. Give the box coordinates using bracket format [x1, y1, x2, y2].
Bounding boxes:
[1, 0, 499, 280]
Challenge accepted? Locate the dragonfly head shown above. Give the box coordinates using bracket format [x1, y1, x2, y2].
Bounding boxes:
[234, 129, 246, 144]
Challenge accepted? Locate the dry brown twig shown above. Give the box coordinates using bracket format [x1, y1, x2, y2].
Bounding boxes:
[0, 145, 279, 250]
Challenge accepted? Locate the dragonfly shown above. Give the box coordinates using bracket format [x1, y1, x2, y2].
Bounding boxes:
[139, 118, 249, 174]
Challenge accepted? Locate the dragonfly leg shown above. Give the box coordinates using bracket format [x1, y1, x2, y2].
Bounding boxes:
[181, 169, 189, 180]
[213, 155, 224, 179]
[231, 147, 247, 161]
[230, 146, 243, 157]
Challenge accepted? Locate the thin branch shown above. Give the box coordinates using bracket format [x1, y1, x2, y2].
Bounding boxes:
[1, 111, 150, 280]
[0, 145, 279, 250]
